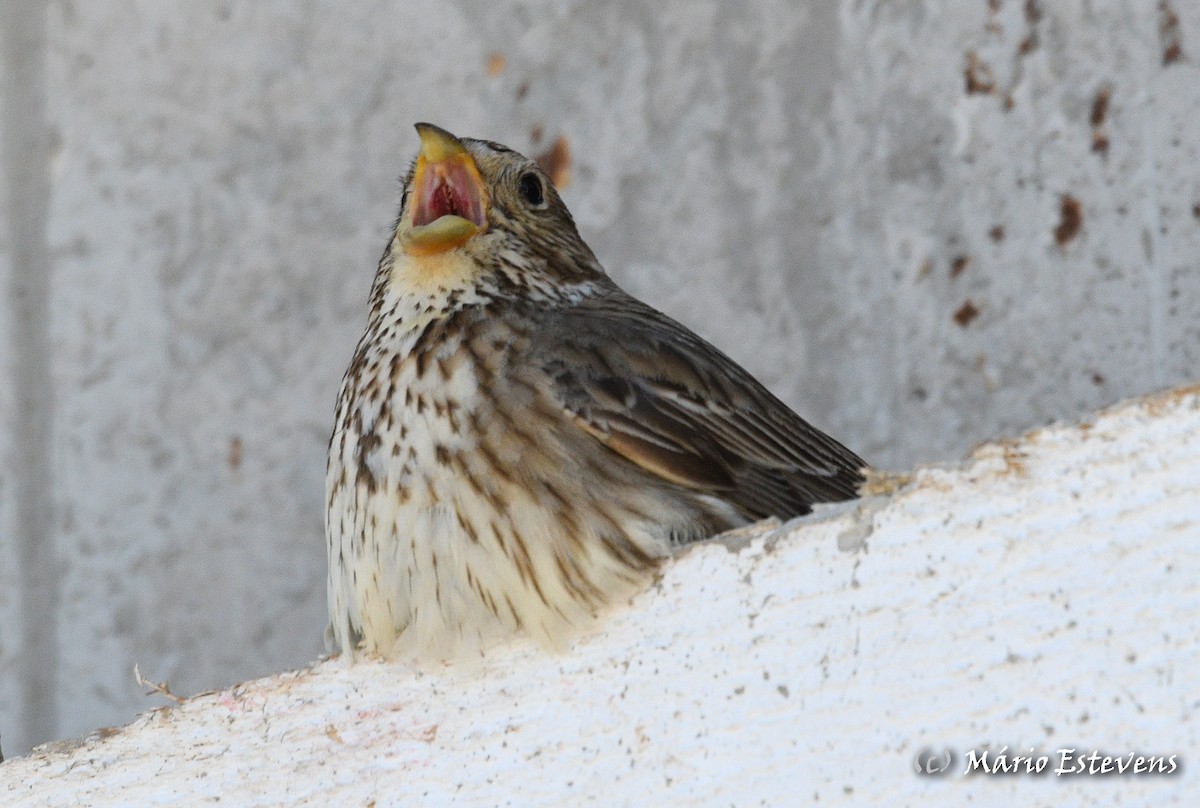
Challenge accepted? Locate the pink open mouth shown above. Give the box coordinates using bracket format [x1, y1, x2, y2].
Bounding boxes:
[412, 161, 487, 228]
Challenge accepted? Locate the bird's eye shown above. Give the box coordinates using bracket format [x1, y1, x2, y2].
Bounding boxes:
[518, 172, 546, 208]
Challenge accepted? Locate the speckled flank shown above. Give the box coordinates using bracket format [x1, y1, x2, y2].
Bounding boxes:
[326, 252, 669, 660]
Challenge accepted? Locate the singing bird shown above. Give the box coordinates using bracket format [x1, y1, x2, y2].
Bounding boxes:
[326, 124, 866, 662]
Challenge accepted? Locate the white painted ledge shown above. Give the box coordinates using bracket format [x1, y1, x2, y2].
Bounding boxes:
[3, 386, 1198, 806]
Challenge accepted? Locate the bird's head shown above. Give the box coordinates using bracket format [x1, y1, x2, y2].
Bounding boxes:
[390, 123, 600, 294]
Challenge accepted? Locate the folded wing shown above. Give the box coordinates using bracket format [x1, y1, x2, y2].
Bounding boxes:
[529, 286, 867, 519]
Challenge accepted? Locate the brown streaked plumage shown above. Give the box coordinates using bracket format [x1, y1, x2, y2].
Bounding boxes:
[326, 123, 866, 662]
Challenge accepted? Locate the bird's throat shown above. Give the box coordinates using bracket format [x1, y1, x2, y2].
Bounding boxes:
[389, 243, 482, 304]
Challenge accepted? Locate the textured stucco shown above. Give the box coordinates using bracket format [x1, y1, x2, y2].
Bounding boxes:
[0, 41, 22, 761]
[1, 0, 59, 758]
[2, 387, 1197, 805]
[0, 0, 1197, 755]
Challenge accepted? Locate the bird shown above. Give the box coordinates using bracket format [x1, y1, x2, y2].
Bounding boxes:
[326, 123, 866, 663]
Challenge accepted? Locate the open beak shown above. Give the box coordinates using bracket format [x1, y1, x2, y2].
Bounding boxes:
[403, 123, 489, 256]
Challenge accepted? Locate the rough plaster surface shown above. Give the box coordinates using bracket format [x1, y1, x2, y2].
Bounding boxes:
[0, 39, 22, 758]
[0, 0, 1198, 755]
[2, 387, 1198, 806]
[1, 0, 58, 758]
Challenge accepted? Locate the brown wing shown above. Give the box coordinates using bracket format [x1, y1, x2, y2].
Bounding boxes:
[527, 284, 867, 520]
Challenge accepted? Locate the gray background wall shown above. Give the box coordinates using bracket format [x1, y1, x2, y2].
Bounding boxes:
[0, 0, 1196, 757]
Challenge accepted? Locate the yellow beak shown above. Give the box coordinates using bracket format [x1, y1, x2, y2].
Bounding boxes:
[404, 123, 489, 256]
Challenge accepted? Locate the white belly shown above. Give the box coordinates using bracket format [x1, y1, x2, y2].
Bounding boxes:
[326, 338, 663, 663]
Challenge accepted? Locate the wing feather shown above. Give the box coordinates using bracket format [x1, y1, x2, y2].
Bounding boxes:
[528, 285, 867, 519]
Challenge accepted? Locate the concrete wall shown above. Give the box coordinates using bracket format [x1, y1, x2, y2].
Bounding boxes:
[3, 388, 1197, 804]
[0, 0, 1196, 755]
